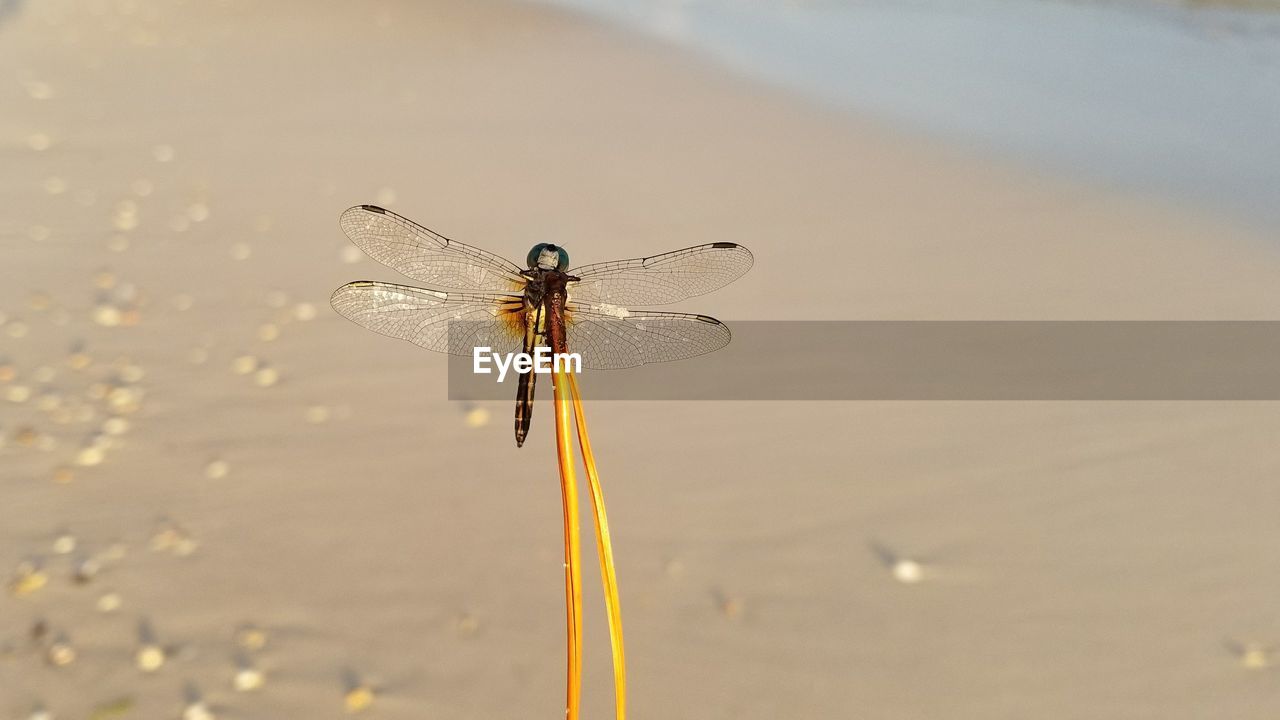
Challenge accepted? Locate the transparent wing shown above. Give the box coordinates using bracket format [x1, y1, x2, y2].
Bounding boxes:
[565, 302, 732, 370]
[331, 281, 524, 356]
[568, 242, 753, 306]
[340, 205, 526, 292]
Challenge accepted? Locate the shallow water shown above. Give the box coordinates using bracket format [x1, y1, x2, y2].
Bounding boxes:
[537, 0, 1280, 233]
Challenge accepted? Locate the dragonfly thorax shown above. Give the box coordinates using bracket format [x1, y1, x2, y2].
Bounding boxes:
[528, 243, 570, 272]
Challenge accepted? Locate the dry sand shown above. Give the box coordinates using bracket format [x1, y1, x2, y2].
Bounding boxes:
[3, 1, 1280, 718]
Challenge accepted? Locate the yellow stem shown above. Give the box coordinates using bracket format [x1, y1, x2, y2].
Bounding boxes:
[553, 369, 584, 720]
[567, 372, 627, 720]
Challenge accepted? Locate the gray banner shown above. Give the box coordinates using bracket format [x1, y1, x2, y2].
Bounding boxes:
[446, 321, 1280, 400]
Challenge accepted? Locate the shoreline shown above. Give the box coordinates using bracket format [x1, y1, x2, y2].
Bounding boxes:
[536, 0, 1280, 235]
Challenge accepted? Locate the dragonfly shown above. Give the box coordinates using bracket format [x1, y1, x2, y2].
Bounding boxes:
[331, 205, 753, 447]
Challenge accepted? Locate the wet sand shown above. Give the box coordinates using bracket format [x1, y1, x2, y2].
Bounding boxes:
[3, 1, 1280, 718]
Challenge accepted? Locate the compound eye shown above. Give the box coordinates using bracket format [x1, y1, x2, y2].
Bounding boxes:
[557, 248, 570, 271]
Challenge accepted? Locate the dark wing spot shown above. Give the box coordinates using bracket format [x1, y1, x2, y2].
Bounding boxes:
[360, 205, 388, 214]
[711, 242, 739, 249]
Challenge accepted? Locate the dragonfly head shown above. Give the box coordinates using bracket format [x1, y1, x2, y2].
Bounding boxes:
[527, 243, 569, 272]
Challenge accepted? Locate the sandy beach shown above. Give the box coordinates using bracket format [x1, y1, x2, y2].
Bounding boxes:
[4, 1, 1280, 718]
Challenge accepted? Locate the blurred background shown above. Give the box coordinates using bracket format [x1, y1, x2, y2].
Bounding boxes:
[3, 1, 1280, 718]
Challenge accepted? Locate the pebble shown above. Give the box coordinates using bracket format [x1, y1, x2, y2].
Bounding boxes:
[97, 592, 123, 613]
[234, 623, 268, 651]
[24, 80, 55, 100]
[254, 366, 280, 387]
[106, 386, 142, 413]
[46, 636, 77, 667]
[231, 355, 258, 375]
[456, 612, 480, 636]
[182, 701, 213, 720]
[10, 561, 49, 597]
[718, 595, 744, 619]
[150, 519, 196, 555]
[72, 556, 101, 584]
[293, 302, 317, 321]
[464, 406, 491, 428]
[344, 684, 375, 713]
[204, 459, 229, 479]
[136, 643, 165, 672]
[118, 364, 145, 382]
[52, 532, 77, 555]
[891, 558, 925, 584]
[15, 426, 40, 446]
[75, 445, 105, 467]
[92, 304, 123, 327]
[28, 292, 52, 311]
[233, 661, 265, 692]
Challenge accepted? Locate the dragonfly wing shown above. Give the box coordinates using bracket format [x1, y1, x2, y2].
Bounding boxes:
[332, 281, 525, 356]
[565, 302, 732, 370]
[568, 242, 753, 306]
[340, 205, 526, 292]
